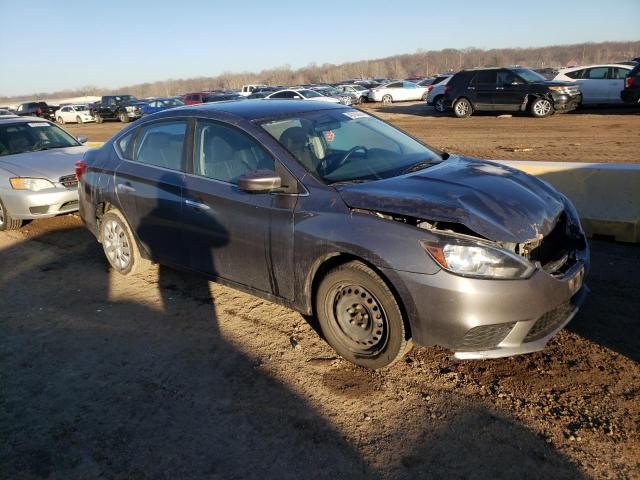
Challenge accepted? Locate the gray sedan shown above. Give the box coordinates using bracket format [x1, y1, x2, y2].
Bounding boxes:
[0, 117, 89, 230]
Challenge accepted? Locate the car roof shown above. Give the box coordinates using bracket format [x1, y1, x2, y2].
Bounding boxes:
[0, 116, 50, 125]
[560, 64, 634, 71]
[174, 99, 348, 120]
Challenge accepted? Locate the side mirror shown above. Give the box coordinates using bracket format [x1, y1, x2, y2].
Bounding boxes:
[77, 135, 88, 144]
[237, 169, 282, 193]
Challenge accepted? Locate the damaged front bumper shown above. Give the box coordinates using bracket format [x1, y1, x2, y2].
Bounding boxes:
[380, 247, 589, 360]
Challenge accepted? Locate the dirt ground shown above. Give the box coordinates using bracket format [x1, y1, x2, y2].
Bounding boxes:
[61, 103, 640, 164]
[1, 105, 639, 479]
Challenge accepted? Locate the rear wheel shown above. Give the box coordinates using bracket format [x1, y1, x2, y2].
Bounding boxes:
[100, 209, 150, 276]
[530, 97, 554, 118]
[453, 98, 473, 118]
[315, 261, 412, 369]
[433, 95, 446, 113]
[382, 94, 393, 104]
[0, 197, 23, 231]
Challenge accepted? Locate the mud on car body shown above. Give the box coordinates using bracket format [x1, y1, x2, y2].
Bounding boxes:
[78, 100, 589, 369]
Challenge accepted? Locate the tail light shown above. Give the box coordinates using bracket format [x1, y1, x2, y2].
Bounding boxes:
[444, 85, 451, 94]
[427, 86, 434, 92]
[626, 76, 635, 88]
[75, 160, 87, 181]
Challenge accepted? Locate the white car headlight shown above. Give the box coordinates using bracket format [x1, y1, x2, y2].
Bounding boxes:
[421, 235, 534, 279]
[125, 106, 136, 112]
[10, 177, 56, 191]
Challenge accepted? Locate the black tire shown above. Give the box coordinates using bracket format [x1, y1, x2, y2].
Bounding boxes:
[382, 94, 393, 104]
[0, 197, 23, 231]
[119, 112, 129, 123]
[100, 209, 151, 276]
[95, 114, 103, 124]
[433, 95, 446, 113]
[453, 98, 473, 118]
[530, 97, 554, 118]
[315, 260, 412, 369]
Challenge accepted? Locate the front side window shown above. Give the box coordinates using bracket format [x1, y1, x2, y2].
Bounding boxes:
[193, 121, 274, 184]
[134, 121, 186, 170]
[385, 82, 402, 88]
[0, 121, 80, 157]
[261, 109, 442, 185]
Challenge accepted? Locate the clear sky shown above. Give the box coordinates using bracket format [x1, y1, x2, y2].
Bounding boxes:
[0, 0, 638, 96]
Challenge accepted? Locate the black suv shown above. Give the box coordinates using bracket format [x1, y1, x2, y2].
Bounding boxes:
[15, 101, 57, 121]
[621, 63, 640, 105]
[444, 67, 581, 118]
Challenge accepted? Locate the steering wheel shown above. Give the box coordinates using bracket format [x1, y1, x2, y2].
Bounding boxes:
[331, 145, 368, 172]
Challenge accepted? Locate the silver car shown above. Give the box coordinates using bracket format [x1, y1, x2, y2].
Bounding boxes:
[0, 117, 89, 230]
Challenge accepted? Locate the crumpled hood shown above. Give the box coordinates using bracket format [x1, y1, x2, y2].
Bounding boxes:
[0, 146, 89, 182]
[336, 156, 567, 243]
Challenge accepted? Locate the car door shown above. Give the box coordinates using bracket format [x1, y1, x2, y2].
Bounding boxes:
[62, 107, 73, 122]
[610, 67, 630, 103]
[114, 119, 189, 267]
[468, 70, 497, 108]
[578, 67, 610, 104]
[494, 70, 527, 110]
[181, 119, 296, 298]
[402, 82, 419, 101]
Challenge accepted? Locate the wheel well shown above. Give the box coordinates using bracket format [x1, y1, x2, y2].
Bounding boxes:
[308, 253, 412, 340]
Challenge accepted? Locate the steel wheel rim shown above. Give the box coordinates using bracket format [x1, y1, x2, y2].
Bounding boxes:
[0, 202, 5, 226]
[77, 116, 82, 124]
[534, 99, 552, 116]
[330, 284, 389, 355]
[102, 219, 132, 270]
[382, 95, 392, 104]
[456, 100, 469, 115]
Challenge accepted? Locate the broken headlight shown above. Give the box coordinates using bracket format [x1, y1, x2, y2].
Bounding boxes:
[421, 235, 535, 279]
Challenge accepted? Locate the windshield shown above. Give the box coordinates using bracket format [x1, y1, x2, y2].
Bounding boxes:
[113, 95, 138, 103]
[73, 105, 88, 111]
[299, 89, 322, 98]
[260, 109, 443, 184]
[512, 68, 547, 83]
[0, 121, 80, 156]
[352, 85, 367, 91]
[162, 99, 184, 106]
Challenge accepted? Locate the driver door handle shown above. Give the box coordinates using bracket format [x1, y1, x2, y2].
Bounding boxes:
[495, 87, 504, 90]
[467, 86, 475, 90]
[116, 183, 135, 193]
[185, 199, 210, 211]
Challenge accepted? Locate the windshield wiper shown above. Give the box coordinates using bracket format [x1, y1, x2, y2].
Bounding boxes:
[329, 179, 371, 186]
[402, 159, 439, 174]
[32, 144, 68, 152]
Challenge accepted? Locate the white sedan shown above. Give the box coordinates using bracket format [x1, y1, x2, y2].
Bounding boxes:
[55, 104, 95, 124]
[264, 89, 341, 103]
[554, 64, 634, 105]
[368, 81, 430, 103]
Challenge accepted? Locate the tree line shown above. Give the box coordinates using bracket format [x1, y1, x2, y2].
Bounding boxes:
[2, 40, 638, 103]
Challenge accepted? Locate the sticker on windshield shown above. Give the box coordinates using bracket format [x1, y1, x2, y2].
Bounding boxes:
[342, 111, 369, 120]
[324, 130, 335, 142]
[28, 122, 49, 127]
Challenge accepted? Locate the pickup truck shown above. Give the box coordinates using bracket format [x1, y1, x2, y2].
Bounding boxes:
[15, 101, 57, 121]
[91, 95, 147, 123]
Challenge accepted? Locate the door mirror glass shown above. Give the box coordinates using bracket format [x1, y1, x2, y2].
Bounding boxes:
[77, 135, 88, 144]
[237, 169, 282, 193]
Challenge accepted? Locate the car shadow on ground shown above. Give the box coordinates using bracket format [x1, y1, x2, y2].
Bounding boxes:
[0, 222, 591, 479]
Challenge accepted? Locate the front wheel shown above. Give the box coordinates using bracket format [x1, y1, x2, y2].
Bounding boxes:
[530, 97, 554, 118]
[453, 98, 473, 118]
[421, 92, 428, 101]
[95, 114, 103, 124]
[0, 197, 23, 231]
[315, 261, 412, 369]
[100, 210, 150, 276]
[57, 116, 64, 124]
[382, 94, 393, 104]
[76, 116, 83, 124]
[119, 112, 129, 123]
[433, 95, 446, 113]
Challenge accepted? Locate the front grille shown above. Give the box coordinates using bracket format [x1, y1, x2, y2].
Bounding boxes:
[455, 322, 516, 351]
[59, 174, 78, 189]
[524, 302, 573, 343]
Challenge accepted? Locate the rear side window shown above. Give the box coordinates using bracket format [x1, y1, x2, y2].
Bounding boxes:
[116, 131, 134, 159]
[471, 71, 498, 84]
[585, 67, 609, 79]
[564, 69, 584, 79]
[611, 67, 630, 79]
[193, 121, 274, 184]
[134, 121, 187, 171]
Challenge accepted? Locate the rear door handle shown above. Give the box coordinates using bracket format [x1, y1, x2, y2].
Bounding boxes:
[116, 183, 135, 193]
[185, 199, 210, 210]
[467, 86, 475, 90]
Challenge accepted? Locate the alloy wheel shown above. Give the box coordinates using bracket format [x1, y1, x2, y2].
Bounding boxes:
[102, 219, 132, 271]
[455, 101, 469, 116]
[534, 99, 552, 116]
